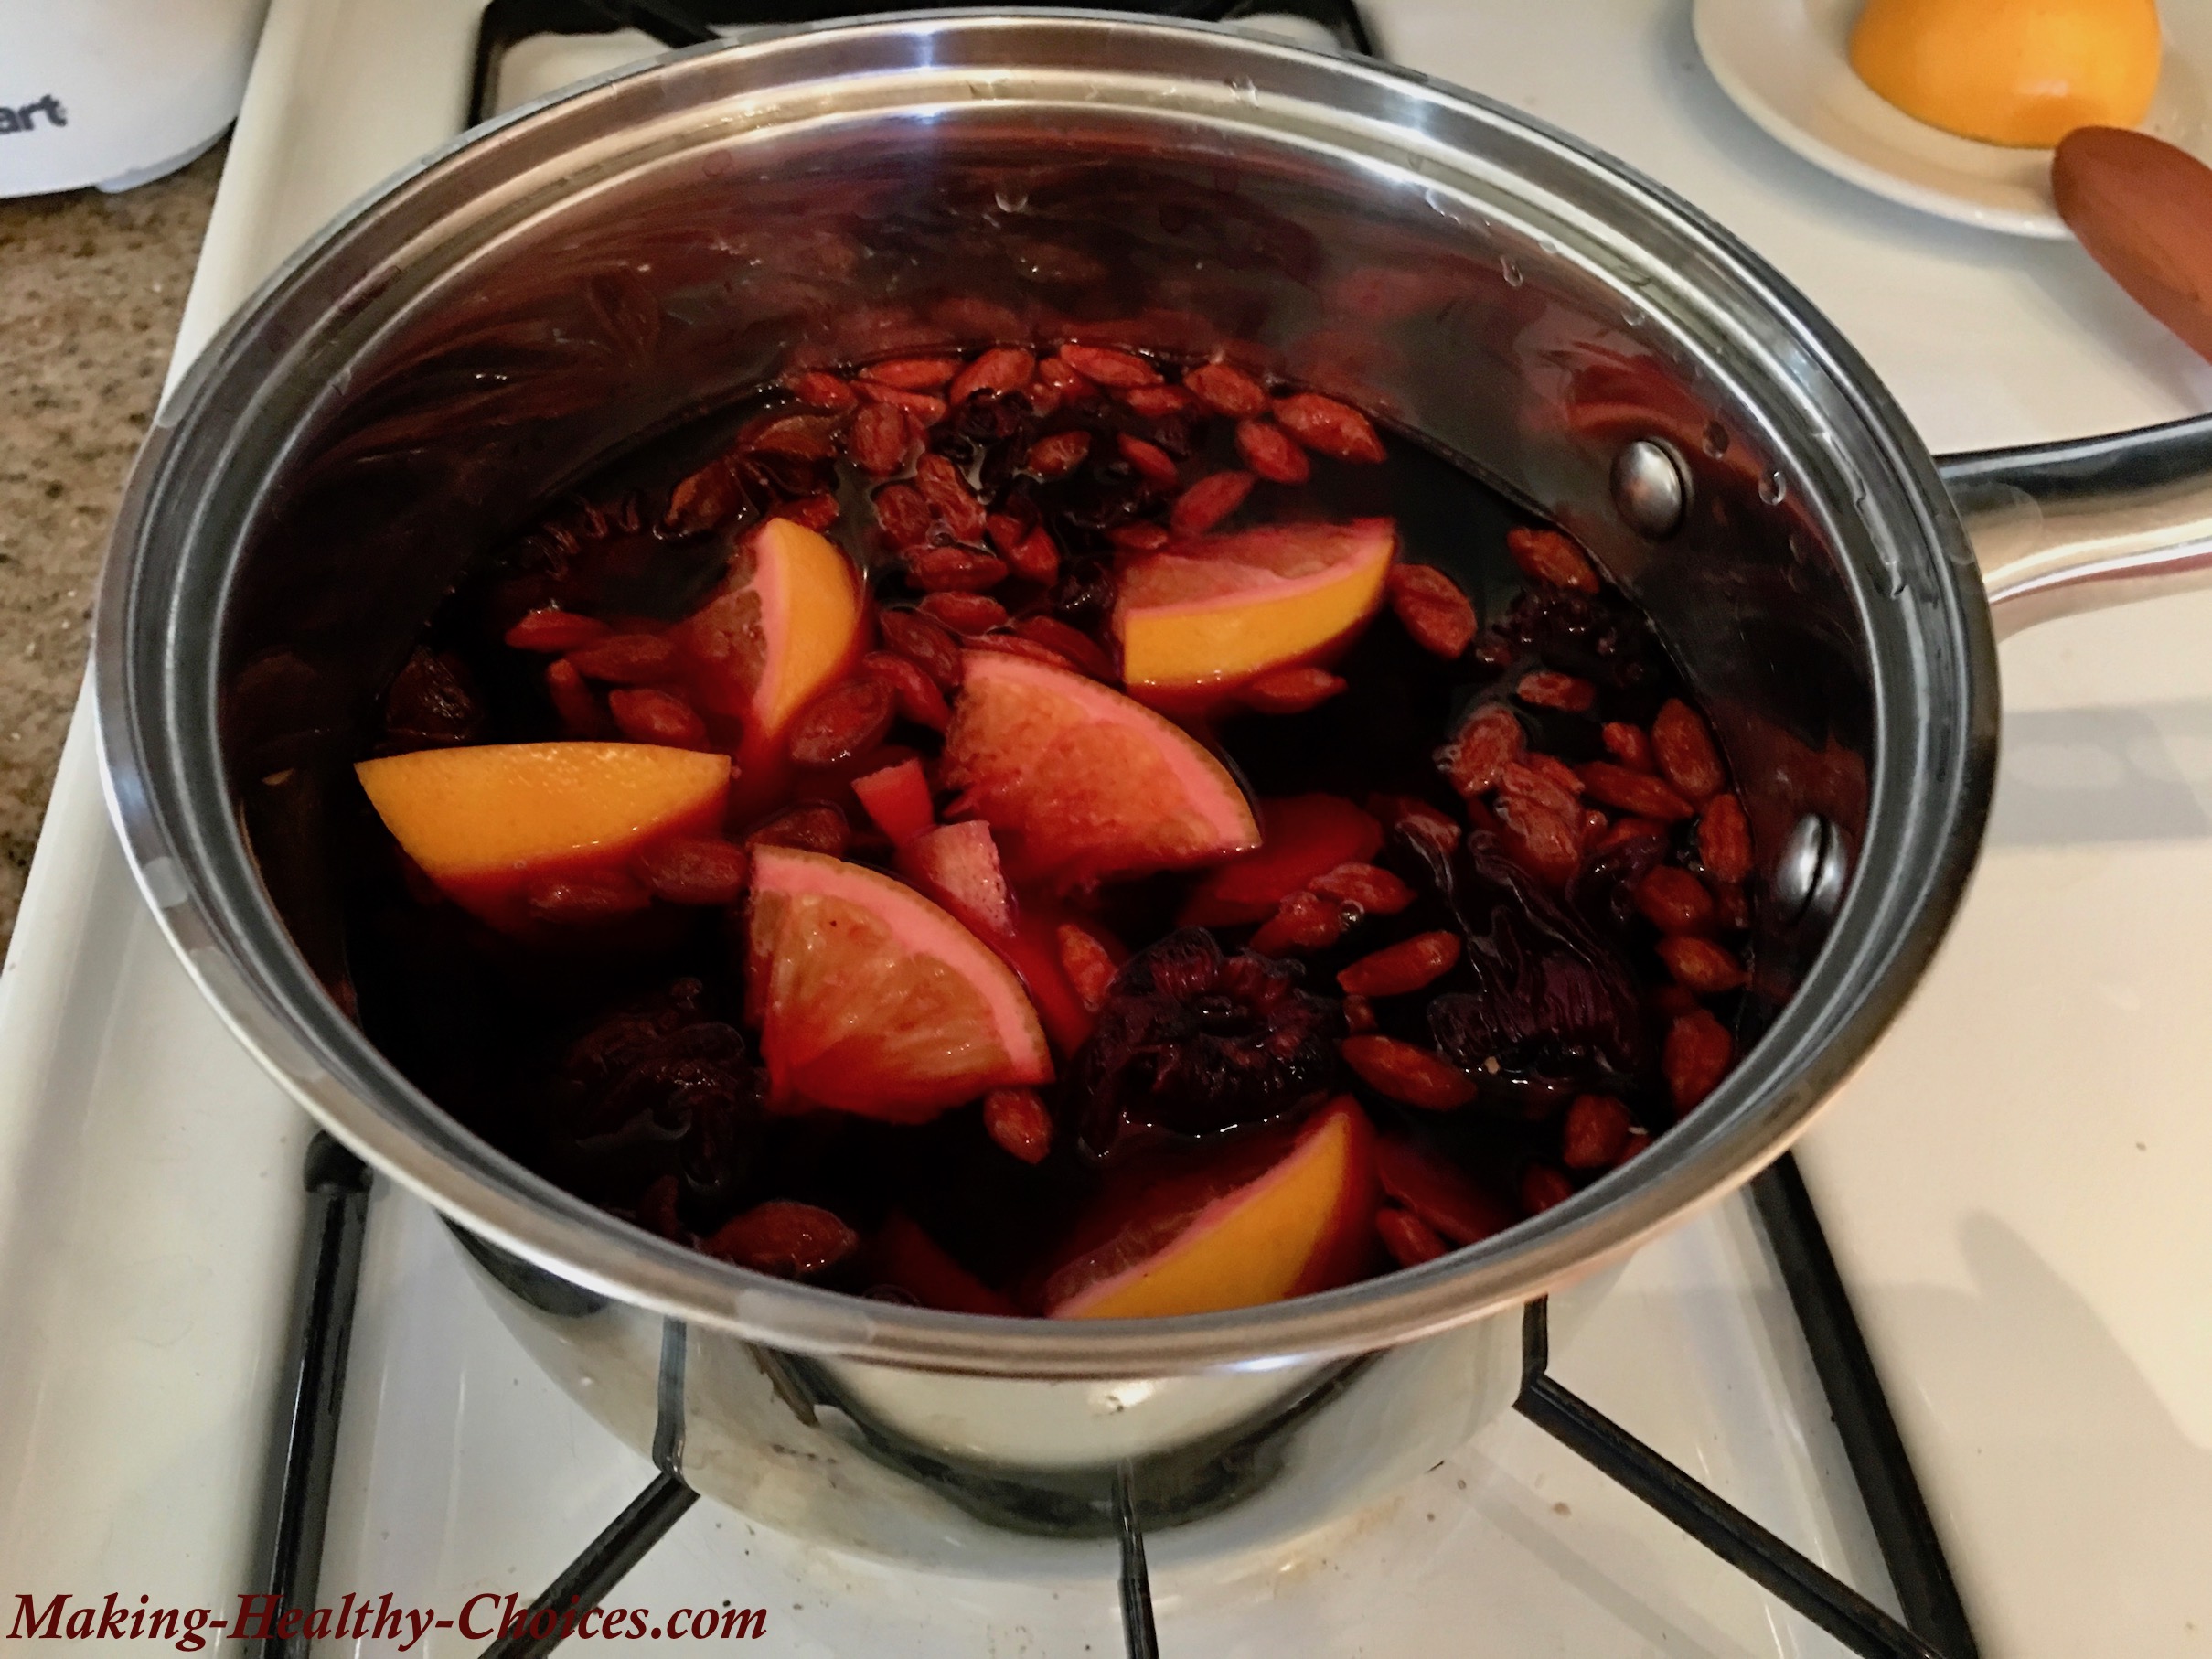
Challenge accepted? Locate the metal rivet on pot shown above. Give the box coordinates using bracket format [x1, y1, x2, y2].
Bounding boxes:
[1611, 438, 1688, 539]
[1773, 814, 1848, 924]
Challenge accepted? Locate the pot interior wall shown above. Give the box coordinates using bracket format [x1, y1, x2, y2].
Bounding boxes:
[219, 111, 1871, 1042]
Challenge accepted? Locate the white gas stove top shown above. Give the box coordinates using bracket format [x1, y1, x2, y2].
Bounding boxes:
[4, 2, 2209, 1654]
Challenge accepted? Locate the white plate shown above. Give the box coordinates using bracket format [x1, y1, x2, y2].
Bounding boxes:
[1693, 0, 2212, 239]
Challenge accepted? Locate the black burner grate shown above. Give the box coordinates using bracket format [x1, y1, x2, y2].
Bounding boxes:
[248, 1136, 1977, 1659]
[469, 0, 1380, 127]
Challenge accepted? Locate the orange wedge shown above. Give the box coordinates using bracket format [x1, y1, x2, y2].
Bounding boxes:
[356, 742, 730, 931]
[671, 519, 866, 802]
[939, 650, 1261, 889]
[1114, 519, 1396, 709]
[1047, 1097, 1378, 1319]
[747, 846, 1053, 1123]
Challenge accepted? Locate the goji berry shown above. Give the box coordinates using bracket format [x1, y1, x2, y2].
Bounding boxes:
[785, 369, 857, 412]
[1376, 1206, 1448, 1268]
[1505, 526, 1599, 593]
[1697, 793, 1753, 883]
[505, 608, 610, 652]
[1663, 1008, 1735, 1113]
[1273, 391, 1385, 462]
[633, 836, 750, 905]
[878, 607, 964, 690]
[856, 651, 951, 732]
[948, 347, 1036, 404]
[565, 632, 680, 684]
[1375, 1137, 1512, 1245]
[1651, 698, 1726, 801]
[1439, 705, 1525, 799]
[919, 591, 1007, 635]
[1013, 615, 1113, 679]
[1656, 935, 1747, 994]
[855, 381, 948, 427]
[1309, 861, 1416, 915]
[608, 687, 709, 749]
[745, 803, 850, 858]
[1338, 931, 1461, 996]
[1181, 360, 1271, 418]
[1250, 889, 1347, 955]
[849, 401, 910, 475]
[1170, 470, 1256, 537]
[1118, 384, 1196, 418]
[1056, 343, 1159, 387]
[860, 355, 960, 391]
[1561, 1094, 1632, 1170]
[1368, 794, 1462, 861]
[1497, 795, 1582, 886]
[982, 1087, 1053, 1163]
[1634, 866, 1715, 934]
[1116, 432, 1181, 488]
[1601, 721, 1656, 772]
[1235, 418, 1310, 484]
[1517, 670, 1598, 712]
[905, 546, 1007, 593]
[966, 633, 1077, 671]
[1343, 993, 1378, 1033]
[914, 453, 988, 542]
[1005, 526, 1060, 584]
[873, 482, 935, 548]
[1614, 1128, 1652, 1167]
[774, 492, 840, 531]
[1237, 666, 1346, 713]
[1583, 808, 1610, 841]
[1023, 430, 1093, 478]
[1499, 760, 1580, 825]
[1055, 922, 1118, 1013]
[1520, 753, 1586, 801]
[525, 871, 651, 925]
[544, 658, 609, 736]
[786, 680, 895, 768]
[1387, 563, 1477, 658]
[1579, 761, 1694, 820]
[703, 1201, 859, 1278]
[986, 512, 1028, 555]
[1520, 1164, 1576, 1214]
[1020, 377, 1064, 419]
[1109, 522, 1171, 551]
[1035, 358, 1096, 401]
[1340, 1035, 1478, 1110]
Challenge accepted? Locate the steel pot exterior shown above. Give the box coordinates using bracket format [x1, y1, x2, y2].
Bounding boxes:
[91, 13, 2029, 1552]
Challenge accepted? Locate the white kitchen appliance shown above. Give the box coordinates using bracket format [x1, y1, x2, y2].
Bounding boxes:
[0, 0, 269, 197]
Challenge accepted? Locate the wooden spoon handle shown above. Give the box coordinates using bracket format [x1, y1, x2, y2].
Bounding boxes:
[2054, 126, 2212, 366]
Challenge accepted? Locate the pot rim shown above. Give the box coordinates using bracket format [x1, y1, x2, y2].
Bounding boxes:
[92, 9, 1997, 1378]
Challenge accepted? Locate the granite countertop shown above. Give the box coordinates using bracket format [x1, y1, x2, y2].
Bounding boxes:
[0, 147, 222, 958]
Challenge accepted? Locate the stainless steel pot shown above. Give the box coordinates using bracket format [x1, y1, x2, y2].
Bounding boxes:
[92, 13, 2212, 1570]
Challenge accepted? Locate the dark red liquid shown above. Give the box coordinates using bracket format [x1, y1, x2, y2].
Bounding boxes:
[346, 345, 1752, 1309]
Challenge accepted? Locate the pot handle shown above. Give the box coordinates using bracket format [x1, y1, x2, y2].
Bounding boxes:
[1939, 412, 2212, 637]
